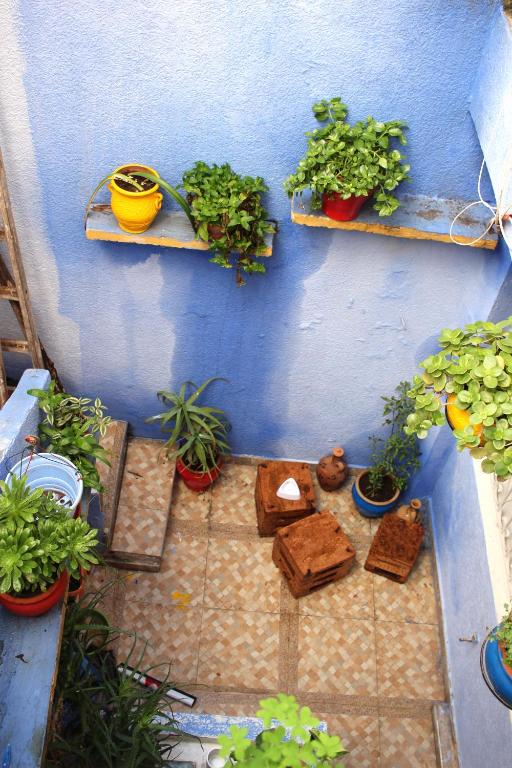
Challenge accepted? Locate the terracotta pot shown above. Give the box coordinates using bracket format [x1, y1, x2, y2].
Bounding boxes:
[322, 191, 371, 221]
[176, 457, 222, 492]
[68, 567, 88, 600]
[0, 570, 68, 617]
[316, 447, 348, 491]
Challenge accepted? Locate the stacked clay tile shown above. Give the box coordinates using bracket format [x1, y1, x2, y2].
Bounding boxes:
[272, 510, 355, 598]
[364, 499, 424, 583]
[255, 460, 317, 536]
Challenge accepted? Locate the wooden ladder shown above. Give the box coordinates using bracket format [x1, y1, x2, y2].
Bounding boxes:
[0, 146, 58, 405]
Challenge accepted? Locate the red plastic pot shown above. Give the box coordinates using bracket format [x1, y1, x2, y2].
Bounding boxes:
[176, 457, 222, 492]
[0, 570, 68, 617]
[322, 191, 371, 221]
[68, 567, 88, 600]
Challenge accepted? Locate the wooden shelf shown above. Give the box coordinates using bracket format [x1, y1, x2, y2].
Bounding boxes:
[291, 193, 498, 250]
[85, 205, 274, 256]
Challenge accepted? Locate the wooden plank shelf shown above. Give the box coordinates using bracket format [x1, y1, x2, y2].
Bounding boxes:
[86, 205, 274, 256]
[291, 192, 498, 250]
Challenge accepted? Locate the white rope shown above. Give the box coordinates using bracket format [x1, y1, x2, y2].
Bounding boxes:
[450, 156, 512, 247]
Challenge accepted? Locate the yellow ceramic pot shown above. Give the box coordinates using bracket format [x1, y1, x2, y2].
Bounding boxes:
[109, 164, 163, 233]
[446, 393, 483, 439]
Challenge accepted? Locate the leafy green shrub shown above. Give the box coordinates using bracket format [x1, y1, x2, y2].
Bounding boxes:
[45, 587, 184, 768]
[28, 381, 111, 491]
[366, 381, 421, 498]
[493, 605, 512, 667]
[182, 161, 276, 285]
[284, 97, 410, 216]
[0, 475, 98, 594]
[405, 318, 512, 478]
[218, 693, 347, 767]
[146, 377, 230, 474]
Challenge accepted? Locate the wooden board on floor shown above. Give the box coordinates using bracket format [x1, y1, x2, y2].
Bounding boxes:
[98, 419, 128, 549]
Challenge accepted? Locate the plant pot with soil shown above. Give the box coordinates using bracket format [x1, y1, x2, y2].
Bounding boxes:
[0, 475, 99, 616]
[482, 606, 512, 708]
[146, 377, 231, 493]
[284, 97, 410, 220]
[86, 165, 194, 234]
[182, 161, 276, 285]
[352, 381, 421, 517]
[405, 317, 512, 479]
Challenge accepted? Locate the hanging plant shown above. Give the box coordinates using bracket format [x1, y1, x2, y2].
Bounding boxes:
[182, 162, 276, 286]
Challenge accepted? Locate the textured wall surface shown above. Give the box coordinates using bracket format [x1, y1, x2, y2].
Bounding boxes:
[0, 0, 508, 466]
[428, 443, 512, 767]
[0, 368, 49, 478]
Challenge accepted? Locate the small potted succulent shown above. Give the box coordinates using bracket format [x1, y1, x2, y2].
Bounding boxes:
[482, 605, 512, 708]
[86, 165, 193, 234]
[352, 381, 421, 517]
[218, 693, 347, 766]
[284, 97, 410, 221]
[146, 377, 230, 492]
[404, 318, 512, 479]
[28, 381, 112, 493]
[182, 161, 276, 285]
[0, 475, 99, 616]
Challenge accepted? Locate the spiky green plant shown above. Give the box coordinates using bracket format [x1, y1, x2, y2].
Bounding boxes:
[146, 377, 230, 474]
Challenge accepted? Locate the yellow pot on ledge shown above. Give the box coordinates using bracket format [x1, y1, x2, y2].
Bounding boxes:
[446, 393, 484, 440]
[109, 163, 163, 234]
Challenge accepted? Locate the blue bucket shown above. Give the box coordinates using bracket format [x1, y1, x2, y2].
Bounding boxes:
[7, 452, 83, 513]
[352, 471, 400, 518]
[481, 632, 512, 709]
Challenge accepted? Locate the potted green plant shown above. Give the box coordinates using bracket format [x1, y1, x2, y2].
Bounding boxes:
[85, 164, 194, 233]
[0, 475, 99, 616]
[182, 161, 276, 285]
[217, 693, 347, 766]
[352, 381, 421, 517]
[284, 97, 410, 221]
[482, 605, 512, 708]
[404, 318, 512, 478]
[146, 376, 231, 492]
[28, 381, 111, 492]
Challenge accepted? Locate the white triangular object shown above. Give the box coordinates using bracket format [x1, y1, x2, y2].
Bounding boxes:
[276, 477, 301, 501]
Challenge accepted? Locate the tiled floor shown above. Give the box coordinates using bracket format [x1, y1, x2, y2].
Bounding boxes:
[90, 455, 446, 768]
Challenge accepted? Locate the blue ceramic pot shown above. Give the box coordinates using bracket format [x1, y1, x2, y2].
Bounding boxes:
[352, 471, 400, 518]
[481, 631, 512, 709]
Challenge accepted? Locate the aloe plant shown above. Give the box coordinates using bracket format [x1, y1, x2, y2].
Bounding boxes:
[405, 318, 512, 478]
[146, 377, 230, 473]
[0, 476, 98, 594]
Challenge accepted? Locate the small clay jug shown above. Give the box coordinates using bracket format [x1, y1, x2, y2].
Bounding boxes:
[395, 498, 422, 524]
[316, 447, 348, 491]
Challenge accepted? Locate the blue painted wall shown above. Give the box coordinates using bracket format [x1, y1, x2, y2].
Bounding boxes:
[2, 0, 508, 467]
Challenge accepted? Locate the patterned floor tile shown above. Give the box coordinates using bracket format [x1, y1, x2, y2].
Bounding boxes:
[204, 538, 281, 612]
[117, 599, 202, 685]
[111, 503, 170, 557]
[379, 717, 437, 768]
[376, 621, 445, 700]
[298, 616, 377, 696]
[299, 558, 374, 620]
[197, 609, 280, 690]
[316, 713, 380, 768]
[314, 479, 371, 538]
[210, 463, 259, 527]
[118, 438, 175, 511]
[171, 476, 210, 522]
[374, 550, 438, 625]
[122, 533, 208, 607]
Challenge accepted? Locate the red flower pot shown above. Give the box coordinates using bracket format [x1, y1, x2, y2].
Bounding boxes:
[322, 191, 371, 221]
[68, 567, 88, 600]
[176, 457, 222, 492]
[0, 570, 68, 617]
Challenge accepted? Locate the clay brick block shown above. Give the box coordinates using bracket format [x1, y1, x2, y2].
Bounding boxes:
[364, 513, 424, 584]
[272, 510, 355, 598]
[255, 460, 316, 536]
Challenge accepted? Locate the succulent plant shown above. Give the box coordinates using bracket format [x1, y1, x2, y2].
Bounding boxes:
[0, 476, 99, 594]
[405, 318, 512, 477]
